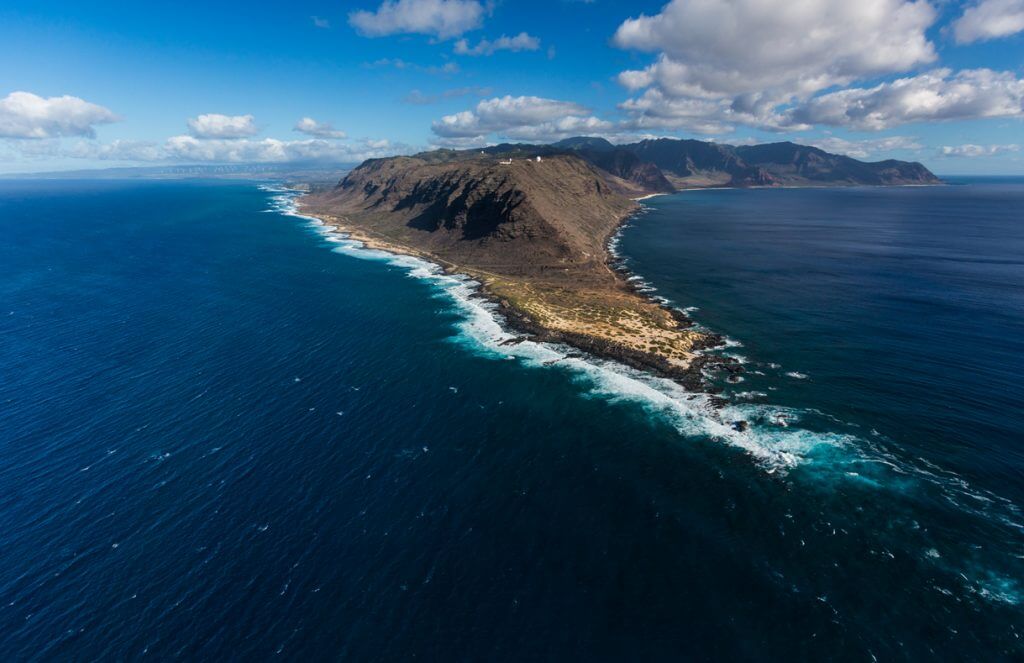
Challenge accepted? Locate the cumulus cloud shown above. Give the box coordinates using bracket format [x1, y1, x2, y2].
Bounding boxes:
[612, 0, 939, 132]
[953, 0, 1024, 43]
[63, 139, 166, 161]
[503, 116, 616, 141]
[788, 68, 1024, 130]
[616, 88, 739, 134]
[48, 135, 408, 164]
[428, 135, 491, 149]
[294, 117, 347, 139]
[187, 113, 259, 139]
[431, 95, 612, 142]
[453, 32, 540, 56]
[0, 91, 119, 139]
[803, 135, 923, 158]
[166, 136, 343, 161]
[349, 0, 484, 39]
[939, 143, 1020, 157]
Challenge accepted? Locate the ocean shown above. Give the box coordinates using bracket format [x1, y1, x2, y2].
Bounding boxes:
[0, 178, 1021, 659]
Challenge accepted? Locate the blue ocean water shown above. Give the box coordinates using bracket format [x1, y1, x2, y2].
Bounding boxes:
[0, 178, 1021, 659]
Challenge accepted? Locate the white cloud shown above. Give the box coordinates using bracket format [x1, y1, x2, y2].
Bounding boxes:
[616, 88, 739, 134]
[802, 135, 923, 158]
[953, 0, 1024, 43]
[939, 143, 1020, 157]
[431, 95, 610, 141]
[788, 68, 1024, 130]
[501, 115, 616, 141]
[612, 0, 938, 132]
[187, 113, 259, 139]
[64, 139, 166, 161]
[454, 32, 541, 56]
[349, 0, 484, 39]
[0, 91, 119, 139]
[311, 16, 331, 29]
[50, 135, 408, 164]
[166, 136, 327, 161]
[428, 135, 492, 149]
[294, 117, 347, 139]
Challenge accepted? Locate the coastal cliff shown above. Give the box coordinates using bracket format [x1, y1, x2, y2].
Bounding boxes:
[301, 138, 939, 386]
[302, 151, 711, 383]
[309, 153, 637, 278]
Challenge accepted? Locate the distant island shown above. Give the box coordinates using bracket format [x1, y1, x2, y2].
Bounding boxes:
[301, 137, 939, 388]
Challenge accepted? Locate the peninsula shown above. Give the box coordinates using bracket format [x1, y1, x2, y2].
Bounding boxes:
[300, 137, 938, 386]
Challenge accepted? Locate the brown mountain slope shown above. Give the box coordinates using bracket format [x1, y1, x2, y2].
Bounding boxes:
[306, 153, 642, 284]
[301, 153, 711, 381]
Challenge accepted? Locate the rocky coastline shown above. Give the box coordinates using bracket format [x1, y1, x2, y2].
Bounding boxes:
[298, 193, 739, 396]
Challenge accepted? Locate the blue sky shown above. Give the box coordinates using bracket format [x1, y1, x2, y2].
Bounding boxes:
[1, 0, 1022, 174]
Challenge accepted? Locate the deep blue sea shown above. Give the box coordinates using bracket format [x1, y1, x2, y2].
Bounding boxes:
[1, 178, 1021, 660]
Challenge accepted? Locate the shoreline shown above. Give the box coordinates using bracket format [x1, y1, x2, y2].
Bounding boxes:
[274, 184, 814, 470]
[294, 192, 732, 393]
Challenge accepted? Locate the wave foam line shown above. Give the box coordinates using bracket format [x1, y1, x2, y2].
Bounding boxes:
[266, 186, 1024, 605]
[265, 188, 856, 473]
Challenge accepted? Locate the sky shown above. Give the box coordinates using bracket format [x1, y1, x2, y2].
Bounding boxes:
[1, 0, 1023, 175]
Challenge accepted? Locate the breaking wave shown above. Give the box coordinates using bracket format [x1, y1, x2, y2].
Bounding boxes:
[263, 185, 860, 473]
[264, 186, 1024, 606]
[263, 186, 1023, 483]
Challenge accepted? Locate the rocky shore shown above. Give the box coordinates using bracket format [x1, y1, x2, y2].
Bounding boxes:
[298, 193, 736, 395]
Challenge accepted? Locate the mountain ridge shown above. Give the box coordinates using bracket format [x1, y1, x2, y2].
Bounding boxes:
[559, 137, 940, 189]
[398, 136, 939, 191]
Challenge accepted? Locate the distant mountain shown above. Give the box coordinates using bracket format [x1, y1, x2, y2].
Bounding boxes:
[557, 137, 940, 188]
[621, 138, 748, 187]
[551, 137, 616, 152]
[568, 146, 677, 193]
[385, 136, 939, 192]
[731, 142, 937, 186]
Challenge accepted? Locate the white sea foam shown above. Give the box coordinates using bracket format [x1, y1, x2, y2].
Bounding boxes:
[265, 188, 861, 472]
[263, 188, 1024, 599]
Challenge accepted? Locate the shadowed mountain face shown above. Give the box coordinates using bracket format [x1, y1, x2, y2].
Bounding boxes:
[576, 148, 676, 194]
[732, 142, 939, 186]
[622, 138, 749, 187]
[560, 138, 940, 189]
[303, 149, 711, 380]
[305, 153, 639, 282]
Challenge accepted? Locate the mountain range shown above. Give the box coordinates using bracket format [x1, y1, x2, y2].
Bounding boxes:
[527, 136, 937, 190]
